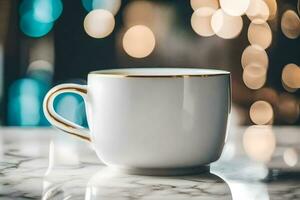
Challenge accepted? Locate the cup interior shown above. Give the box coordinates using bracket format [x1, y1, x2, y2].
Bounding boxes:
[89, 68, 230, 77]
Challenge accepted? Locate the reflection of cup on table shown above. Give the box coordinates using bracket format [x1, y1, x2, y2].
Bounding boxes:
[44, 68, 231, 175]
[85, 168, 232, 199]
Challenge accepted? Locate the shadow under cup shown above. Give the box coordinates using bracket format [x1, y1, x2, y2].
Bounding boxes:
[44, 68, 231, 175]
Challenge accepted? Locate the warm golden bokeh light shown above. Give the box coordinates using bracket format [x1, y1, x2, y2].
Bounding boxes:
[282, 63, 300, 89]
[243, 64, 267, 90]
[241, 45, 269, 69]
[264, 0, 277, 20]
[220, 0, 250, 16]
[190, 0, 219, 11]
[191, 7, 216, 37]
[283, 148, 298, 167]
[246, 0, 270, 24]
[278, 93, 300, 124]
[243, 125, 276, 163]
[123, 1, 155, 28]
[281, 10, 300, 39]
[211, 9, 243, 39]
[122, 25, 156, 58]
[282, 81, 298, 93]
[28, 60, 53, 72]
[248, 22, 272, 49]
[250, 100, 273, 125]
[83, 9, 115, 39]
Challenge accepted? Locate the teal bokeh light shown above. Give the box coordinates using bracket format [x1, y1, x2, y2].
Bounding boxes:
[8, 78, 50, 126]
[20, 12, 54, 37]
[19, 0, 63, 37]
[81, 0, 93, 11]
[20, 0, 63, 23]
[81, 0, 117, 12]
[54, 93, 88, 127]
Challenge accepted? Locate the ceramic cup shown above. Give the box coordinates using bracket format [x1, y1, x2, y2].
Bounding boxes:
[43, 68, 231, 175]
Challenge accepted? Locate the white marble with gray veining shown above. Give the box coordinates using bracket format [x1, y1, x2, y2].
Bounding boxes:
[0, 126, 300, 200]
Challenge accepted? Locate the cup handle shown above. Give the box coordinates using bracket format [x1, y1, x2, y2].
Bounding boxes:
[43, 83, 91, 142]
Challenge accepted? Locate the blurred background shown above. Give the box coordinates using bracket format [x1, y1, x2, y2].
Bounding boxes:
[0, 0, 299, 127]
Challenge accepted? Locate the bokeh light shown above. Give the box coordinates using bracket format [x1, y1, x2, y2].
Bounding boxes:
[191, 7, 216, 37]
[8, 78, 48, 126]
[250, 100, 273, 125]
[190, 0, 219, 11]
[281, 10, 300, 39]
[243, 64, 267, 90]
[20, 12, 54, 37]
[281, 63, 300, 89]
[28, 60, 53, 73]
[248, 22, 272, 49]
[283, 148, 298, 167]
[246, 0, 270, 24]
[220, 0, 250, 16]
[83, 9, 115, 38]
[55, 94, 86, 126]
[122, 25, 156, 58]
[241, 45, 269, 69]
[282, 80, 298, 93]
[278, 93, 300, 124]
[264, 0, 277, 20]
[20, 0, 63, 23]
[211, 9, 243, 39]
[81, 0, 121, 16]
[243, 125, 276, 163]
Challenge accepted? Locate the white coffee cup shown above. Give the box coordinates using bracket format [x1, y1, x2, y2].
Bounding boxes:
[43, 68, 231, 175]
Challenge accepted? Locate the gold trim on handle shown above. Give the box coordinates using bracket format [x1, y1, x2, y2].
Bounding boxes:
[45, 86, 91, 142]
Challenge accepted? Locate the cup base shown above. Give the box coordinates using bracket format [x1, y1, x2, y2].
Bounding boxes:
[110, 165, 210, 176]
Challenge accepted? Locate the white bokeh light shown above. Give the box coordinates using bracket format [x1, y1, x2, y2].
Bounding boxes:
[220, 0, 250, 16]
[283, 148, 298, 167]
[190, 0, 219, 11]
[83, 9, 115, 38]
[246, 0, 270, 24]
[191, 7, 216, 37]
[211, 9, 243, 39]
[243, 125, 276, 163]
[122, 25, 156, 58]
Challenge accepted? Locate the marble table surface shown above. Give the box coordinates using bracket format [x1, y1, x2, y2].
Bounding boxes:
[0, 126, 300, 200]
